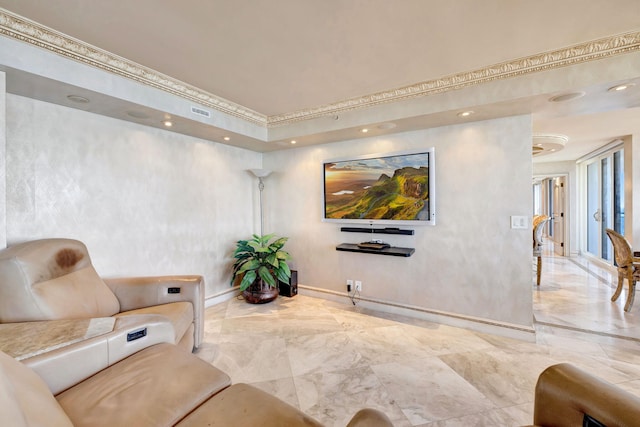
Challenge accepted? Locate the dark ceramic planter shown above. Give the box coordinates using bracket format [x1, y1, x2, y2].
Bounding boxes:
[242, 279, 279, 304]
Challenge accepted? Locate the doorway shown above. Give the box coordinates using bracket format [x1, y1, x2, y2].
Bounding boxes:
[583, 147, 624, 263]
[533, 175, 568, 256]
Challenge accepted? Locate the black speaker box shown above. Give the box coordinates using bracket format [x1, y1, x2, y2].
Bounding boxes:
[279, 270, 298, 297]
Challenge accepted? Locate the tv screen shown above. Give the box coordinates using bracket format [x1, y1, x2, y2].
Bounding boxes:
[323, 148, 435, 226]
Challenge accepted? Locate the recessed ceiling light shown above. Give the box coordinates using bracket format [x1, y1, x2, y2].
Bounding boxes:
[361, 128, 369, 133]
[457, 110, 474, 117]
[608, 83, 636, 92]
[223, 136, 231, 141]
[67, 95, 89, 104]
[126, 111, 149, 119]
[290, 140, 297, 144]
[162, 120, 173, 127]
[548, 91, 585, 102]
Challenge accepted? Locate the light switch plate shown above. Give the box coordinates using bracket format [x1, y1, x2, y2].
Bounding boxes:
[511, 215, 528, 229]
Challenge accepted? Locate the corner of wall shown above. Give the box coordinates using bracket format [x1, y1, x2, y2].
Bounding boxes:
[623, 134, 639, 246]
[0, 71, 6, 249]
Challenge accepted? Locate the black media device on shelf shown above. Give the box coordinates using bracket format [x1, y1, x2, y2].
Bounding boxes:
[279, 270, 298, 297]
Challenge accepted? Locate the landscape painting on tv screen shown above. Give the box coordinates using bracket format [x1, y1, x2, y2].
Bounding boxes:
[323, 149, 433, 225]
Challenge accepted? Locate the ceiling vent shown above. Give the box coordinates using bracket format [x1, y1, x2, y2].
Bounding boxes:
[190, 106, 211, 118]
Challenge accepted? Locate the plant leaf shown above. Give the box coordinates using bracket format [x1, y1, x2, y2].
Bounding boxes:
[238, 259, 260, 273]
[271, 237, 288, 249]
[247, 241, 261, 250]
[239, 270, 256, 291]
[266, 253, 279, 267]
[258, 266, 276, 287]
[275, 265, 290, 283]
[278, 261, 291, 278]
[261, 233, 275, 242]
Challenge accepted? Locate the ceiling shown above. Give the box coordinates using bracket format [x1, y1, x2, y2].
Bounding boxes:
[0, 0, 640, 159]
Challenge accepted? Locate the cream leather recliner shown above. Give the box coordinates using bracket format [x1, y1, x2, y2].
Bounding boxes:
[526, 363, 640, 426]
[0, 238, 204, 351]
[0, 343, 393, 427]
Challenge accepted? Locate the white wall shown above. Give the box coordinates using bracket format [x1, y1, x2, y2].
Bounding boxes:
[625, 134, 640, 247]
[0, 72, 5, 248]
[5, 95, 261, 297]
[3, 94, 535, 329]
[264, 116, 534, 328]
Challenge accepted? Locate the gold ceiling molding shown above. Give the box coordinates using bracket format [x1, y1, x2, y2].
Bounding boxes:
[0, 8, 639, 128]
[269, 31, 640, 126]
[0, 9, 267, 126]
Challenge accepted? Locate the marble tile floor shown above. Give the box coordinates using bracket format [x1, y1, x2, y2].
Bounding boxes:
[534, 250, 640, 341]
[195, 260, 640, 427]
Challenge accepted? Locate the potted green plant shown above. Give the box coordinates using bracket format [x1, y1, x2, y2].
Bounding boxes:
[232, 234, 292, 304]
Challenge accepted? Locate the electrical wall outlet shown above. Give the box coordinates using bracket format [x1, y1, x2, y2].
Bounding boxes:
[355, 280, 362, 292]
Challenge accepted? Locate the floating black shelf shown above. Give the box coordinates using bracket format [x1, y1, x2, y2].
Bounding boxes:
[335, 243, 415, 257]
[340, 227, 414, 235]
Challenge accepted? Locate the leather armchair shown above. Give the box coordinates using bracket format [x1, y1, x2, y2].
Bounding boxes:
[0, 343, 393, 427]
[530, 363, 640, 426]
[0, 238, 203, 351]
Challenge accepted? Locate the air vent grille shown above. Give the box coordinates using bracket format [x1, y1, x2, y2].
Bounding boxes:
[190, 106, 211, 118]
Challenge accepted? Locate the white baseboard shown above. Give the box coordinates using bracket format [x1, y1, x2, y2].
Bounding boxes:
[299, 285, 536, 342]
[204, 287, 240, 308]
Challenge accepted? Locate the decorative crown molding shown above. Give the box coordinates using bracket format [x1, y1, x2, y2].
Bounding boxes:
[0, 9, 267, 126]
[268, 31, 640, 126]
[1, 8, 639, 129]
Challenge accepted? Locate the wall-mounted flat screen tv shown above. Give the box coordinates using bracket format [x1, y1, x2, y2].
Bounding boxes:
[323, 148, 435, 226]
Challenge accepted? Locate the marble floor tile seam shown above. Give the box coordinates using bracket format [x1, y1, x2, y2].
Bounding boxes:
[370, 362, 502, 425]
[288, 365, 413, 426]
[217, 295, 638, 348]
[535, 324, 640, 350]
[414, 408, 526, 427]
[281, 336, 535, 422]
[535, 319, 640, 343]
[265, 339, 640, 424]
[215, 305, 522, 425]
[563, 256, 615, 285]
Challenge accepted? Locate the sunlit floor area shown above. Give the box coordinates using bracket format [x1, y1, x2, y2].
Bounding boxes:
[534, 248, 640, 341]
[195, 256, 640, 427]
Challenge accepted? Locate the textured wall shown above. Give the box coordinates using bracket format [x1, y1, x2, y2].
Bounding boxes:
[264, 116, 534, 327]
[5, 95, 261, 296]
[4, 94, 534, 325]
[0, 72, 5, 248]
[625, 134, 640, 247]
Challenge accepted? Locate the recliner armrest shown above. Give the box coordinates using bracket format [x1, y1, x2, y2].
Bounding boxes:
[24, 314, 175, 394]
[104, 275, 204, 347]
[533, 363, 640, 427]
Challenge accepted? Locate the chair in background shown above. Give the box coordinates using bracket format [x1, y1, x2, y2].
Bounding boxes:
[604, 228, 640, 312]
[533, 215, 551, 286]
